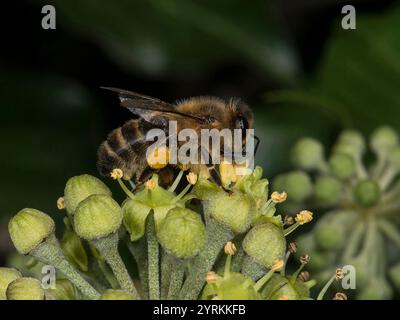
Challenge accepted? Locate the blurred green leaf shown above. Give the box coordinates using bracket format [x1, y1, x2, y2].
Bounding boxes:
[44, 0, 299, 83]
[0, 72, 101, 224]
[266, 4, 400, 133]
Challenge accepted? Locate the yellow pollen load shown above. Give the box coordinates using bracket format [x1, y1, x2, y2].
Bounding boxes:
[295, 210, 313, 225]
[146, 146, 170, 169]
[219, 160, 237, 186]
[110, 168, 124, 180]
[56, 197, 65, 210]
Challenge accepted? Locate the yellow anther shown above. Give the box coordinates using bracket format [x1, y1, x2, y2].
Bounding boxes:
[288, 242, 297, 253]
[144, 178, 156, 190]
[224, 242, 237, 256]
[335, 268, 344, 281]
[57, 197, 65, 210]
[299, 271, 310, 282]
[333, 292, 347, 300]
[111, 168, 124, 180]
[295, 210, 313, 225]
[300, 254, 310, 264]
[271, 259, 285, 272]
[206, 271, 220, 284]
[271, 191, 288, 203]
[186, 172, 198, 185]
[284, 215, 294, 226]
[278, 295, 289, 300]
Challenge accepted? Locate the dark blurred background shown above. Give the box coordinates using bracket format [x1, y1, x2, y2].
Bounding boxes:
[1, 0, 399, 264]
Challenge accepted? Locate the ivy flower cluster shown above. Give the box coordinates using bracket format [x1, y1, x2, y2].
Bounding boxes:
[273, 126, 400, 299]
[1, 164, 342, 300]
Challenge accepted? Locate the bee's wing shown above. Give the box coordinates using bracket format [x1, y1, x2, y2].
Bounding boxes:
[101, 87, 204, 123]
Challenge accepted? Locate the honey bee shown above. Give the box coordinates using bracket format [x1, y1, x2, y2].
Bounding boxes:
[97, 87, 258, 188]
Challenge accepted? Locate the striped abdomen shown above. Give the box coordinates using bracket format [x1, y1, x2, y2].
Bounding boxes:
[97, 119, 151, 181]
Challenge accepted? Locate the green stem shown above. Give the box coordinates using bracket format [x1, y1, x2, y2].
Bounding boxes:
[117, 178, 136, 199]
[172, 184, 192, 202]
[178, 219, 233, 299]
[86, 242, 119, 290]
[168, 170, 184, 192]
[254, 269, 275, 292]
[281, 251, 291, 276]
[93, 233, 139, 297]
[31, 234, 100, 300]
[231, 245, 245, 273]
[167, 259, 185, 300]
[147, 213, 160, 299]
[283, 222, 300, 237]
[341, 221, 365, 261]
[124, 235, 149, 299]
[290, 263, 306, 285]
[378, 219, 400, 249]
[317, 274, 336, 300]
[160, 250, 173, 299]
[224, 255, 232, 276]
[379, 166, 398, 191]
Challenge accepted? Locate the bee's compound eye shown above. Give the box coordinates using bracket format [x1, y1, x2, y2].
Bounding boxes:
[236, 117, 249, 130]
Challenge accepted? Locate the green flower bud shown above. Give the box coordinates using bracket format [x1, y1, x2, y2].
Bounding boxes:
[243, 222, 286, 268]
[315, 223, 345, 251]
[389, 147, 400, 169]
[261, 274, 309, 300]
[6, 277, 45, 300]
[356, 278, 393, 300]
[74, 194, 122, 241]
[370, 126, 398, 155]
[329, 153, 356, 179]
[314, 210, 357, 252]
[389, 263, 400, 290]
[338, 130, 365, 154]
[9, 208, 55, 254]
[100, 289, 138, 300]
[345, 256, 369, 288]
[46, 279, 77, 300]
[202, 272, 260, 300]
[64, 174, 111, 215]
[158, 208, 206, 259]
[205, 191, 255, 234]
[353, 179, 381, 208]
[291, 137, 325, 170]
[60, 230, 89, 272]
[314, 176, 342, 206]
[0, 268, 22, 300]
[273, 171, 312, 203]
